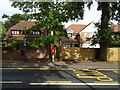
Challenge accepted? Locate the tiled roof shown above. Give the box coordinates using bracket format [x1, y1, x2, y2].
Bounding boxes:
[66, 24, 87, 34]
[112, 25, 120, 32]
[9, 21, 37, 30]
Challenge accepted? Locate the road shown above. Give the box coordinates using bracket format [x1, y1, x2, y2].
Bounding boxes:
[1, 67, 120, 90]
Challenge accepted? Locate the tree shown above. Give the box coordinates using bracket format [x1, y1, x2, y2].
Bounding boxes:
[110, 31, 120, 47]
[0, 21, 6, 39]
[0, 21, 7, 47]
[2, 14, 30, 30]
[11, 2, 85, 61]
[87, 1, 120, 61]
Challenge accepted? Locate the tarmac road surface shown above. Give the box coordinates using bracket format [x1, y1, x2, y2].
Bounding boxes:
[0, 67, 120, 90]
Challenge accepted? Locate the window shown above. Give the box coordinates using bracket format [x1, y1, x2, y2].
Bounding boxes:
[68, 33, 72, 38]
[90, 32, 93, 37]
[64, 43, 70, 47]
[11, 30, 20, 35]
[32, 31, 40, 35]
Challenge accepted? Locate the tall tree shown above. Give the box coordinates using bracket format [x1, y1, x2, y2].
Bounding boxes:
[88, 1, 120, 61]
[0, 21, 6, 40]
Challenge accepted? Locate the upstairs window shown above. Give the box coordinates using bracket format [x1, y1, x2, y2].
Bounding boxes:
[90, 32, 94, 37]
[11, 30, 20, 35]
[32, 31, 40, 35]
[68, 33, 72, 38]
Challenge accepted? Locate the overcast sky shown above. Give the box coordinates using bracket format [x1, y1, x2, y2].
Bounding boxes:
[0, 0, 117, 28]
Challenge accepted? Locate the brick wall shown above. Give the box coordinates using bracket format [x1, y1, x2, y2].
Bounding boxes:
[107, 47, 120, 61]
[2, 47, 120, 61]
[62, 47, 97, 60]
[62, 47, 120, 61]
[2, 47, 50, 60]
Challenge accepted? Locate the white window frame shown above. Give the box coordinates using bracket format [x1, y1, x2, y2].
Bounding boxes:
[32, 31, 40, 35]
[11, 30, 20, 35]
[64, 43, 70, 47]
[68, 33, 72, 38]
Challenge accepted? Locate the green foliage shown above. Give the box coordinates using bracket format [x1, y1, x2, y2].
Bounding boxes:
[109, 31, 120, 47]
[97, 2, 120, 23]
[0, 42, 7, 47]
[88, 28, 120, 47]
[87, 2, 120, 46]
[28, 36, 47, 48]
[29, 33, 66, 48]
[89, 28, 113, 45]
[109, 41, 120, 47]
[8, 40, 24, 49]
[112, 31, 120, 41]
[0, 21, 6, 39]
[11, 2, 85, 22]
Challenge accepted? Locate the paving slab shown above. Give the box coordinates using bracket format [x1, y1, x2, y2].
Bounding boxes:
[1, 60, 119, 69]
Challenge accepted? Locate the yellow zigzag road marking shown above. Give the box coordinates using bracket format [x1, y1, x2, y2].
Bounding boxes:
[113, 71, 120, 74]
[94, 81, 119, 83]
[73, 70, 114, 82]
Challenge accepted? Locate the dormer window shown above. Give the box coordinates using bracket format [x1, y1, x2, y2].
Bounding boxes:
[32, 31, 40, 35]
[67, 29, 74, 33]
[67, 29, 73, 38]
[11, 30, 20, 35]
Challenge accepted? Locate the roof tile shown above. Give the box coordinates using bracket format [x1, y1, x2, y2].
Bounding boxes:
[66, 24, 87, 34]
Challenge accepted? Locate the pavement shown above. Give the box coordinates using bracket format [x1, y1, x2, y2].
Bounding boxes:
[1, 59, 119, 69]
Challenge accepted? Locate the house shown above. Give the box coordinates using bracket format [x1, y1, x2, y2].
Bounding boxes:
[62, 21, 100, 48]
[62, 24, 86, 47]
[5, 21, 47, 44]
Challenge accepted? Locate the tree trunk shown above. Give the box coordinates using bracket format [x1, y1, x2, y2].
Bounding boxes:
[56, 44, 62, 61]
[99, 2, 110, 61]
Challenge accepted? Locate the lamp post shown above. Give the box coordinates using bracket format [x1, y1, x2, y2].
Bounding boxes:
[22, 27, 27, 60]
[23, 27, 27, 48]
[51, 31, 55, 63]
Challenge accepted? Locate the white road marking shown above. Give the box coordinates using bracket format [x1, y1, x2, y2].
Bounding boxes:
[29, 83, 120, 86]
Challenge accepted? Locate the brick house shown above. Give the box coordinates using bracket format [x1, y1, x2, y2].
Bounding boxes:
[5, 21, 47, 44]
[62, 22, 100, 48]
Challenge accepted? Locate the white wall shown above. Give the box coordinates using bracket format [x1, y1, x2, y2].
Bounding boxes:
[82, 43, 100, 48]
[80, 22, 98, 33]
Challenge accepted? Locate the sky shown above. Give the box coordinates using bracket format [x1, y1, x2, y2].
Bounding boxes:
[0, 0, 117, 28]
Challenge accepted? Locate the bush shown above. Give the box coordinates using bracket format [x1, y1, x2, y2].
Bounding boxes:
[0, 41, 7, 47]
[109, 41, 120, 47]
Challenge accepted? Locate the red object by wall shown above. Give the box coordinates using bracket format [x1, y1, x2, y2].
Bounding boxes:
[51, 46, 55, 54]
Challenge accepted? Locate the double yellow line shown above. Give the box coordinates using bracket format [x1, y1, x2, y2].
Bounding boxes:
[0, 81, 23, 83]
